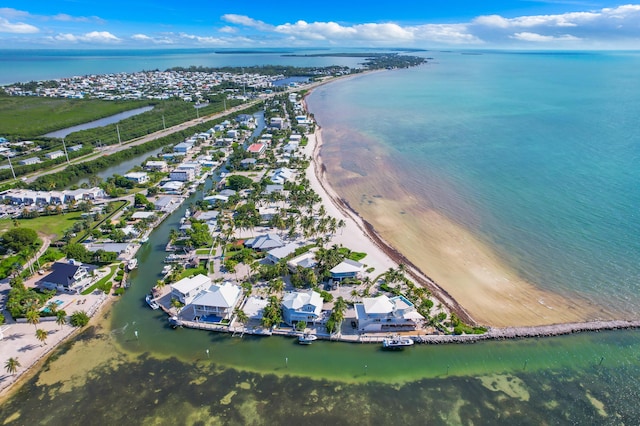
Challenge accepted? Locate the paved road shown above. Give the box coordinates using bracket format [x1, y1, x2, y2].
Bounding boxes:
[21, 101, 259, 184]
[18, 77, 332, 185]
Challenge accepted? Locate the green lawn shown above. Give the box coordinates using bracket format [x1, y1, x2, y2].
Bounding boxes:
[0, 212, 83, 239]
[81, 265, 118, 295]
[0, 96, 151, 137]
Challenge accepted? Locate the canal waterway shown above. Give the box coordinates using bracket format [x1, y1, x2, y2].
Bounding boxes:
[73, 147, 165, 188]
[43, 105, 154, 139]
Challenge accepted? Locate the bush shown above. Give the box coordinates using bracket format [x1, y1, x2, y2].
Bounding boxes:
[319, 290, 333, 303]
[114, 287, 125, 296]
[70, 311, 90, 327]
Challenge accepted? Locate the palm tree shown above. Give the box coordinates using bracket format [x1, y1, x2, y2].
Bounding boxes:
[155, 279, 166, 289]
[55, 310, 67, 329]
[35, 328, 48, 346]
[234, 308, 249, 328]
[45, 301, 59, 316]
[332, 296, 348, 328]
[269, 278, 285, 295]
[26, 308, 40, 331]
[4, 357, 20, 375]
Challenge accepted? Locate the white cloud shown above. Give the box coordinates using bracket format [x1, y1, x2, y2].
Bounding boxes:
[474, 4, 640, 30]
[270, 20, 480, 45]
[50, 31, 121, 44]
[0, 8, 30, 19]
[219, 26, 237, 34]
[131, 33, 152, 41]
[81, 31, 120, 43]
[0, 16, 38, 34]
[131, 33, 174, 44]
[52, 13, 105, 24]
[221, 14, 271, 31]
[511, 32, 581, 42]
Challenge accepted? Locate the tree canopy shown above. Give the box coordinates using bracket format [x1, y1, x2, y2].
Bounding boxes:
[226, 174, 253, 191]
[1, 227, 39, 253]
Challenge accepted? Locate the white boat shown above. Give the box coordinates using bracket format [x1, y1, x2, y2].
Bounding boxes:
[126, 258, 138, 271]
[298, 334, 318, 345]
[161, 265, 172, 275]
[382, 336, 414, 349]
[145, 294, 160, 310]
[140, 236, 149, 244]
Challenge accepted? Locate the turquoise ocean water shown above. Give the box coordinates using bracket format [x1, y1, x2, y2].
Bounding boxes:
[2, 49, 640, 424]
[308, 50, 640, 317]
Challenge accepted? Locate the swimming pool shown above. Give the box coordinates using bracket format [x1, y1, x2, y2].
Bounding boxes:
[41, 299, 64, 314]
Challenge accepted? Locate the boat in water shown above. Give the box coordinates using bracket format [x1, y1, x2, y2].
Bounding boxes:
[168, 316, 182, 328]
[126, 258, 138, 271]
[145, 294, 160, 310]
[382, 336, 415, 349]
[298, 333, 318, 345]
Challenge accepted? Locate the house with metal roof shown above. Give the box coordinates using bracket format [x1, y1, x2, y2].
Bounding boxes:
[266, 242, 298, 264]
[170, 274, 211, 305]
[354, 295, 424, 332]
[244, 233, 285, 251]
[189, 282, 242, 321]
[281, 290, 323, 326]
[330, 259, 364, 281]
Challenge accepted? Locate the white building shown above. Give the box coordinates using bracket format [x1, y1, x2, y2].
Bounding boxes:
[281, 290, 323, 326]
[190, 282, 242, 321]
[354, 295, 424, 333]
[145, 160, 168, 172]
[124, 172, 149, 184]
[45, 150, 65, 160]
[170, 274, 211, 305]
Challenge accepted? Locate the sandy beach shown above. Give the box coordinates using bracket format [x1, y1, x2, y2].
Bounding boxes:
[0, 289, 110, 398]
[304, 93, 611, 327]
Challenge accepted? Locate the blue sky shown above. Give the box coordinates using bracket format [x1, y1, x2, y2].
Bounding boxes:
[1, 1, 639, 49]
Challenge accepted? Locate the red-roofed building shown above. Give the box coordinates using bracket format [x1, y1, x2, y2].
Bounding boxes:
[246, 143, 266, 156]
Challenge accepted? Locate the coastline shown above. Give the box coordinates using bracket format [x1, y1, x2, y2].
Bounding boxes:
[303, 82, 612, 327]
[0, 67, 632, 401]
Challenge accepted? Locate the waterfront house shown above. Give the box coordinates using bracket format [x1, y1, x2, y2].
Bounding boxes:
[131, 211, 156, 220]
[154, 195, 176, 211]
[170, 274, 211, 305]
[247, 143, 266, 156]
[269, 167, 294, 184]
[266, 243, 298, 264]
[124, 172, 149, 184]
[244, 233, 285, 251]
[281, 290, 323, 326]
[145, 160, 168, 172]
[169, 168, 195, 182]
[39, 260, 97, 294]
[189, 282, 242, 321]
[287, 251, 316, 272]
[174, 142, 194, 154]
[330, 259, 364, 281]
[203, 189, 236, 205]
[354, 295, 424, 332]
